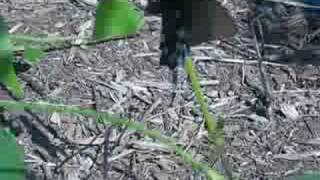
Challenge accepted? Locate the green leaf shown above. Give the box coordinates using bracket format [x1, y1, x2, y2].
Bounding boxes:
[0, 16, 23, 99]
[94, 0, 144, 40]
[287, 171, 320, 180]
[22, 46, 45, 65]
[0, 129, 25, 180]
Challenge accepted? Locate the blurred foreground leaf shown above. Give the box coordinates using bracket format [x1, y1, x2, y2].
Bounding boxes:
[0, 16, 23, 99]
[94, 0, 144, 40]
[0, 129, 25, 180]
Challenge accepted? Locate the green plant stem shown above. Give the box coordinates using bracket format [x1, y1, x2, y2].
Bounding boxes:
[10, 34, 136, 53]
[0, 100, 224, 180]
[184, 57, 222, 142]
[10, 35, 75, 43]
[184, 57, 228, 177]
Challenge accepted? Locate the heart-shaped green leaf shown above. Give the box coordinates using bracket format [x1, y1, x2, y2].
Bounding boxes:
[0, 16, 23, 99]
[0, 129, 25, 180]
[94, 0, 144, 40]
